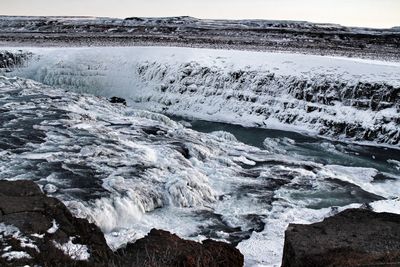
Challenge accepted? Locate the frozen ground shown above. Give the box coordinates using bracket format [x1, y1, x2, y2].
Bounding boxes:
[0, 16, 399, 60]
[0, 74, 399, 266]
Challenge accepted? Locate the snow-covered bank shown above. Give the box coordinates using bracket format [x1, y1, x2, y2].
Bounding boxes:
[4, 46, 400, 147]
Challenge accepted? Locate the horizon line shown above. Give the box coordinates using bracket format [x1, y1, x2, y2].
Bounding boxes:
[0, 14, 399, 30]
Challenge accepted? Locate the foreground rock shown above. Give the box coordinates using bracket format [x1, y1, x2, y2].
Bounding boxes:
[282, 208, 400, 267]
[0, 180, 244, 266]
[0, 180, 114, 266]
[117, 229, 244, 267]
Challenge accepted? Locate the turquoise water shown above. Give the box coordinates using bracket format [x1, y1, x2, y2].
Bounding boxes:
[173, 116, 400, 177]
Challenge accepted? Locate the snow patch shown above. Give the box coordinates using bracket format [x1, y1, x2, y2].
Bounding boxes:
[47, 220, 59, 234]
[1, 251, 32, 261]
[370, 199, 400, 214]
[0, 223, 39, 253]
[53, 237, 90, 261]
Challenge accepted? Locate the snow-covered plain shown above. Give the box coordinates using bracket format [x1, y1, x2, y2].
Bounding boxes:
[6, 46, 400, 146]
[1, 74, 399, 266]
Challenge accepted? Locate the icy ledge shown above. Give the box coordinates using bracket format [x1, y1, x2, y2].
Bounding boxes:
[4, 47, 400, 146]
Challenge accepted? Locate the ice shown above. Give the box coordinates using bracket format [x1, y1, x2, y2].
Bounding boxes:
[4, 46, 399, 146]
[210, 130, 238, 142]
[320, 165, 400, 198]
[322, 165, 377, 186]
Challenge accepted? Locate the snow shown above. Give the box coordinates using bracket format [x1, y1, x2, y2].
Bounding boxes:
[31, 233, 45, 239]
[0, 223, 39, 253]
[1, 251, 32, 261]
[388, 159, 400, 171]
[319, 165, 400, 198]
[47, 220, 59, 234]
[5, 46, 399, 146]
[43, 183, 58, 193]
[370, 199, 400, 214]
[53, 237, 90, 261]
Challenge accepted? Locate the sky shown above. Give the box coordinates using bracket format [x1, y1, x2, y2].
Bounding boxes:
[1, 0, 399, 28]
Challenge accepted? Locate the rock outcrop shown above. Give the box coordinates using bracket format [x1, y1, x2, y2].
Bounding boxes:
[109, 96, 127, 106]
[117, 229, 244, 267]
[0, 16, 399, 60]
[0, 51, 31, 71]
[0, 180, 244, 267]
[0, 180, 114, 266]
[282, 208, 400, 267]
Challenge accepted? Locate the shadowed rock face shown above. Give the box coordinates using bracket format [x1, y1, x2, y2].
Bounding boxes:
[109, 96, 127, 106]
[0, 180, 114, 266]
[0, 51, 32, 71]
[282, 208, 400, 267]
[0, 180, 244, 267]
[117, 229, 244, 267]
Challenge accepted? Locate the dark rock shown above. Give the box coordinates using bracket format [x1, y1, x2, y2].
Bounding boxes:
[109, 96, 127, 106]
[0, 180, 113, 267]
[124, 17, 145, 21]
[0, 51, 32, 71]
[173, 142, 191, 159]
[117, 229, 244, 267]
[142, 126, 166, 136]
[282, 208, 400, 267]
[0, 180, 244, 266]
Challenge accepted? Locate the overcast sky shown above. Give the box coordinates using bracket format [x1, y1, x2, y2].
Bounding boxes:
[1, 0, 399, 28]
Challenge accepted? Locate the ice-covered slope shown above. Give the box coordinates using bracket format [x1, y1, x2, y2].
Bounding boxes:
[7, 47, 400, 146]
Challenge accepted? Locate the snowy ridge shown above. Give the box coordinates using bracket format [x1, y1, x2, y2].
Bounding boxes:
[0, 15, 397, 34]
[8, 47, 400, 146]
